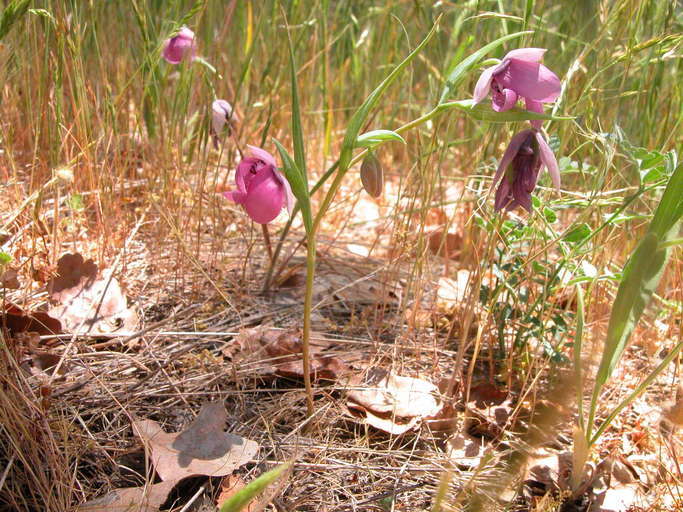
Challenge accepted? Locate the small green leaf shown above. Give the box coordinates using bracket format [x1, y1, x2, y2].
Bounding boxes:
[220, 463, 291, 512]
[356, 130, 406, 149]
[543, 207, 557, 223]
[68, 193, 85, 211]
[563, 223, 592, 243]
[0, 252, 11, 265]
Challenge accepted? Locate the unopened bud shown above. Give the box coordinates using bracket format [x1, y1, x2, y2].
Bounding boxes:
[360, 152, 383, 198]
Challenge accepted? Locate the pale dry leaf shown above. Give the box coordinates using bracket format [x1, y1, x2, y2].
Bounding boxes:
[47, 253, 138, 335]
[77, 480, 176, 512]
[436, 271, 471, 309]
[447, 431, 492, 469]
[133, 402, 259, 481]
[345, 367, 442, 433]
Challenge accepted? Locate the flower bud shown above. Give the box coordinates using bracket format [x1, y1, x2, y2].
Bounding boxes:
[360, 152, 383, 198]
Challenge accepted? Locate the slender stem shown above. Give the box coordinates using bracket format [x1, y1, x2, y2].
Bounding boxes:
[302, 232, 316, 417]
[261, 223, 273, 263]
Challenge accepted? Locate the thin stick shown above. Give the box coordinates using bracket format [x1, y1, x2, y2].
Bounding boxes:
[261, 223, 274, 263]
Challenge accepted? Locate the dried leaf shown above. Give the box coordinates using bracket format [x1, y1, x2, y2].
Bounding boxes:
[428, 230, 462, 259]
[345, 368, 442, 433]
[1, 267, 20, 289]
[231, 328, 349, 381]
[133, 402, 258, 481]
[447, 431, 492, 469]
[1, 302, 62, 336]
[436, 271, 471, 310]
[47, 253, 138, 335]
[77, 480, 176, 512]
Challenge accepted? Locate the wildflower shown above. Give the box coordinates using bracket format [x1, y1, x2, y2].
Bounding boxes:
[224, 146, 295, 224]
[473, 48, 561, 121]
[211, 100, 238, 148]
[162, 27, 197, 64]
[493, 129, 560, 213]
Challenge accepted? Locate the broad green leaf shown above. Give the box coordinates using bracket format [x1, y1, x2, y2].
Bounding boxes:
[441, 99, 572, 122]
[219, 463, 291, 512]
[590, 164, 682, 432]
[439, 31, 531, 103]
[286, 23, 307, 178]
[273, 139, 312, 233]
[338, 18, 440, 173]
[356, 130, 406, 149]
[563, 223, 592, 243]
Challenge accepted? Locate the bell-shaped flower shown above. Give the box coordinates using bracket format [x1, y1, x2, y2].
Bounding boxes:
[211, 100, 238, 148]
[493, 129, 560, 213]
[224, 146, 295, 224]
[473, 48, 561, 125]
[162, 27, 197, 64]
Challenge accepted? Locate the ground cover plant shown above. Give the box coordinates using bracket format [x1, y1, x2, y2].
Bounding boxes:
[1, 0, 682, 510]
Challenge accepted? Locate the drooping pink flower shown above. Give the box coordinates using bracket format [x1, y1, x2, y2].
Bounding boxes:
[473, 48, 561, 126]
[493, 129, 560, 213]
[162, 27, 197, 64]
[224, 146, 295, 224]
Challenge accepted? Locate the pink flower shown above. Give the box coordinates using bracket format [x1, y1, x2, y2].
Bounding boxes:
[493, 129, 560, 213]
[473, 48, 561, 127]
[162, 27, 197, 64]
[224, 146, 295, 224]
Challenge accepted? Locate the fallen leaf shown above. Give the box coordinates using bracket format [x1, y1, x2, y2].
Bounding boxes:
[230, 328, 349, 381]
[133, 402, 259, 481]
[436, 271, 471, 310]
[1, 267, 20, 289]
[465, 382, 513, 439]
[77, 480, 176, 512]
[428, 230, 462, 260]
[1, 302, 62, 336]
[447, 431, 493, 469]
[345, 368, 442, 434]
[47, 253, 138, 335]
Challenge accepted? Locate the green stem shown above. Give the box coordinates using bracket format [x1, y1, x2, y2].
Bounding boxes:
[302, 231, 316, 417]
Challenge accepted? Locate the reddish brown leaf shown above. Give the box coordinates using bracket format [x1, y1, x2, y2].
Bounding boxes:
[77, 480, 176, 512]
[1, 302, 62, 336]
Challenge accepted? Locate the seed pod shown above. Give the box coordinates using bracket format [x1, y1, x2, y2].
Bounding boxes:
[360, 151, 383, 198]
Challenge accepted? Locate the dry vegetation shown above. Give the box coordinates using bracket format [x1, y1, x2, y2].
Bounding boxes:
[1, 1, 682, 511]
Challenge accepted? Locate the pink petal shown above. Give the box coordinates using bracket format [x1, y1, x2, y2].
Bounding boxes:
[246, 145, 277, 168]
[223, 190, 246, 205]
[243, 170, 285, 224]
[492, 130, 534, 189]
[492, 88, 518, 112]
[473, 65, 497, 105]
[504, 48, 546, 63]
[535, 132, 560, 190]
[272, 170, 296, 215]
[497, 59, 561, 103]
[525, 99, 544, 130]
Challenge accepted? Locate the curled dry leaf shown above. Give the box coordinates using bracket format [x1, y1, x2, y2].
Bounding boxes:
[1, 302, 62, 336]
[346, 367, 442, 434]
[230, 328, 349, 381]
[133, 402, 259, 481]
[465, 382, 513, 440]
[47, 253, 138, 335]
[77, 480, 176, 512]
[1, 267, 20, 289]
[447, 430, 493, 470]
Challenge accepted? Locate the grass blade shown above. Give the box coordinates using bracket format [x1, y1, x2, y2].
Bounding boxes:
[219, 463, 291, 512]
[0, 0, 30, 40]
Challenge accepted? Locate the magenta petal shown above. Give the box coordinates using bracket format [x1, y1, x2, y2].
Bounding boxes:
[473, 65, 497, 105]
[494, 178, 513, 212]
[246, 145, 277, 168]
[535, 132, 560, 190]
[497, 59, 561, 103]
[272, 170, 296, 215]
[224, 190, 246, 205]
[492, 130, 534, 189]
[162, 27, 196, 64]
[492, 87, 518, 112]
[243, 172, 285, 224]
[525, 99, 544, 130]
[504, 48, 546, 63]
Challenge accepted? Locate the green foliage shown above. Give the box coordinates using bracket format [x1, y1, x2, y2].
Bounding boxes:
[219, 463, 291, 512]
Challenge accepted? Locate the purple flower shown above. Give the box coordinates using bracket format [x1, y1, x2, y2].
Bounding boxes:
[473, 48, 561, 127]
[493, 129, 560, 213]
[224, 146, 295, 224]
[162, 27, 197, 64]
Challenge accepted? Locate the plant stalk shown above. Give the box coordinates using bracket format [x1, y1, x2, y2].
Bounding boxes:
[302, 231, 317, 417]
